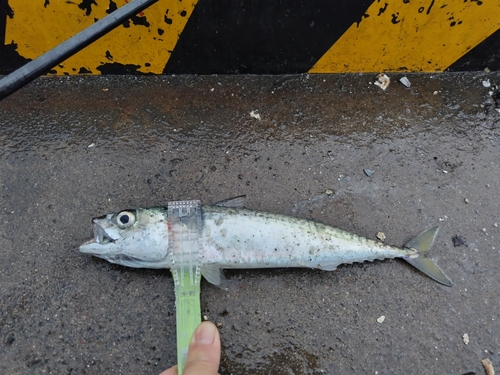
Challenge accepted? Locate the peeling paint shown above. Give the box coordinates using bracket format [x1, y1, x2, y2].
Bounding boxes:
[310, 0, 500, 73]
[96, 62, 143, 74]
[79, 0, 98, 16]
[0, 42, 31, 74]
[78, 66, 93, 74]
[3, 0, 198, 75]
[1, 0, 499, 75]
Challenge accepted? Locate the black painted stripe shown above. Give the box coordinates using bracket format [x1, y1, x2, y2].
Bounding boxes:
[0, 0, 31, 75]
[447, 28, 500, 72]
[163, 0, 371, 74]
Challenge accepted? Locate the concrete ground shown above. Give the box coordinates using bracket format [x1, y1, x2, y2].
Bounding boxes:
[1, 72, 499, 375]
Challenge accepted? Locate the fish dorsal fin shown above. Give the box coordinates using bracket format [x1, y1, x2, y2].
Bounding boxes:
[214, 195, 246, 208]
[201, 264, 222, 285]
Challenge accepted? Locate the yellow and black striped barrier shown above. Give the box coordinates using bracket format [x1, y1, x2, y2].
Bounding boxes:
[1, 0, 499, 75]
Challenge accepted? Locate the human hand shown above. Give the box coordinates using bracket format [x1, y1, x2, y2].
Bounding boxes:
[159, 321, 221, 375]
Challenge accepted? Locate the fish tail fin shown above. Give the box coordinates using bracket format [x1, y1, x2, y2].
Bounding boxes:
[403, 227, 452, 286]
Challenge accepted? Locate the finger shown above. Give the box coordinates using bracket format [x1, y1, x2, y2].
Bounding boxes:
[183, 321, 221, 375]
[158, 365, 177, 375]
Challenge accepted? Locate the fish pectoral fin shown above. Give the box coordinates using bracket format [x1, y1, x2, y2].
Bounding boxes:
[201, 264, 222, 285]
[213, 195, 246, 208]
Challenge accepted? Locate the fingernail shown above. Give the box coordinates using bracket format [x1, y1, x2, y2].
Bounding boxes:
[194, 322, 217, 345]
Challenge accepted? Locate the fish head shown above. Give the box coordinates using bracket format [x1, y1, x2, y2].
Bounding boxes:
[79, 207, 171, 269]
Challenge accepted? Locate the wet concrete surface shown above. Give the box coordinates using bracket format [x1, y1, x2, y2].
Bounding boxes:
[1, 72, 500, 374]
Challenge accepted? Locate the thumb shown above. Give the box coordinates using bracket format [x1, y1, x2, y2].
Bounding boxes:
[182, 321, 221, 375]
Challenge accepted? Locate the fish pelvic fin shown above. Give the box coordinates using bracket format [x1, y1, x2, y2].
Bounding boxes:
[201, 264, 222, 285]
[403, 227, 453, 287]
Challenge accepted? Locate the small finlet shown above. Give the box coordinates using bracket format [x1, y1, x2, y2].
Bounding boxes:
[213, 195, 246, 208]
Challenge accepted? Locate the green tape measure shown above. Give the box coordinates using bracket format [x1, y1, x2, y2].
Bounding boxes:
[168, 200, 203, 374]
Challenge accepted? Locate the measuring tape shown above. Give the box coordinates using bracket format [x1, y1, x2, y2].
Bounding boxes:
[167, 200, 203, 374]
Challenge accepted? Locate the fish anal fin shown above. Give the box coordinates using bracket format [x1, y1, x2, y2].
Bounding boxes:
[213, 195, 246, 208]
[316, 263, 339, 271]
[201, 264, 222, 285]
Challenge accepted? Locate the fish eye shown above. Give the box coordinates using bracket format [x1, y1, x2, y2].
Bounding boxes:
[115, 211, 136, 228]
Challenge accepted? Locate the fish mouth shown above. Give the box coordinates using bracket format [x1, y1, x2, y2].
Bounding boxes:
[93, 222, 115, 245]
[80, 222, 117, 254]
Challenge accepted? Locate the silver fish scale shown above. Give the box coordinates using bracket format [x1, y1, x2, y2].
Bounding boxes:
[201, 206, 414, 271]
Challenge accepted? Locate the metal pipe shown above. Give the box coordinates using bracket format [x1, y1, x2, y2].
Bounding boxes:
[0, 0, 158, 101]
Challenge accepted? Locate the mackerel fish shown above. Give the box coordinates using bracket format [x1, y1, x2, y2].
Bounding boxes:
[79, 196, 452, 286]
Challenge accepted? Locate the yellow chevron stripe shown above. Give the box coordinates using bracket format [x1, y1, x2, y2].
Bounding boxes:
[5, 0, 198, 75]
[310, 0, 500, 73]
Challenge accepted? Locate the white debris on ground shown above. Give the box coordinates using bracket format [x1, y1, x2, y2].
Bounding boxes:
[249, 110, 261, 120]
[463, 333, 469, 345]
[376, 232, 386, 242]
[482, 79, 491, 88]
[363, 169, 375, 177]
[374, 73, 390, 90]
[399, 76, 411, 88]
[481, 358, 495, 375]
[377, 315, 386, 323]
